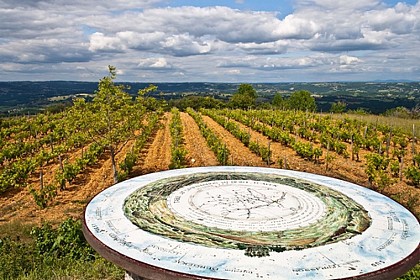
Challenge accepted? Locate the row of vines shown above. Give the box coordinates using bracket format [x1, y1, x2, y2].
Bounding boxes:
[1, 104, 419, 212]
[0, 67, 162, 208]
[201, 108, 419, 193]
[186, 108, 230, 165]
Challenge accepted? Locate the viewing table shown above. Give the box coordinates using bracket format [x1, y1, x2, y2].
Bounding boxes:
[83, 166, 419, 279]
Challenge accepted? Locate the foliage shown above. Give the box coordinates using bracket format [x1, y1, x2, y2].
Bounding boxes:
[169, 108, 188, 169]
[0, 158, 36, 193]
[169, 147, 188, 169]
[287, 90, 317, 112]
[384, 106, 417, 119]
[0, 219, 124, 280]
[249, 141, 272, 163]
[30, 218, 94, 261]
[170, 96, 225, 111]
[29, 184, 57, 209]
[118, 111, 162, 180]
[229, 84, 257, 109]
[365, 153, 393, 190]
[118, 151, 137, 180]
[330, 101, 347, 113]
[69, 65, 151, 184]
[404, 166, 420, 187]
[293, 142, 316, 161]
[390, 160, 401, 178]
[272, 93, 285, 108]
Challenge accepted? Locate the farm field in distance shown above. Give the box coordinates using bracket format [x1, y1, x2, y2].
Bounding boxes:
[1, 81, 419, 116]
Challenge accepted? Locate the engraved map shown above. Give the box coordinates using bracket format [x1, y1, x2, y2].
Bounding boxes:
[84, 166, 420, 279]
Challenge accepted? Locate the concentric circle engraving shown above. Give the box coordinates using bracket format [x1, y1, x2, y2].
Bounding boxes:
[124, 171, 371, 252]
[83, 167, 420, 280]
[167, 180, 326, 231]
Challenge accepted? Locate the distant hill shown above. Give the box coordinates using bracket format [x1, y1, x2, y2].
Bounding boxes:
[0, 81, 419, 115]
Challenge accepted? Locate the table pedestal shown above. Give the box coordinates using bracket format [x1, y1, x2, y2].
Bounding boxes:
[125, 271, 147, 280]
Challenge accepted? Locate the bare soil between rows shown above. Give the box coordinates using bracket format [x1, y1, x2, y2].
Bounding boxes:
[0, 111, 419, 229]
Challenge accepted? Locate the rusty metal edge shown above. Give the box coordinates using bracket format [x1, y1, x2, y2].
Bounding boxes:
[82, 210, 419, 280]
[82, 211, 222, 280]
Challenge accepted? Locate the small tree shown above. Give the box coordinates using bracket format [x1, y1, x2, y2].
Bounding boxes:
[70, 66, 152, 184]
[272, 93, 285, 109]
[287, 90, 317, 112]
[330, 101, 347, 113]
[229, 84, 257, 109]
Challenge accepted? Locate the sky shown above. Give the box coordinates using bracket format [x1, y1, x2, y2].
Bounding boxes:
[0, 0, 419, 82]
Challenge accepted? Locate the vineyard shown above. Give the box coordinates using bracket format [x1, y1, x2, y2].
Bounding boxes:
[1, 102, 419, 226]
[0, 70, 419, 279]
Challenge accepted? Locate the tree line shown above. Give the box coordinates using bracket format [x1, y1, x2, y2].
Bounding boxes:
[170, 83, 318, 112]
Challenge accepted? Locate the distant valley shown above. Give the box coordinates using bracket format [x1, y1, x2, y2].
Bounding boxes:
[0, 81, 419, 116]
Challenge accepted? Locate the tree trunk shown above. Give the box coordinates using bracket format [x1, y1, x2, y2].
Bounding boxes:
[110, 145, 118, 184]
[412, 124, 416, 160]
[399, 156, 404, 182]
[39, 166, 44, 190]
[58, 154, 65, 190]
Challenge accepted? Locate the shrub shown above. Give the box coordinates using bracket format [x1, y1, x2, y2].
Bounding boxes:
[404, 166, 420, 187]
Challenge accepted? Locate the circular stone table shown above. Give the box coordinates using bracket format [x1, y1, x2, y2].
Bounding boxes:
[83, 167, 420, 280]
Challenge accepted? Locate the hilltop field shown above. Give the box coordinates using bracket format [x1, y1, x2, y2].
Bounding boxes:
[1, 109, 419, 226]
[0, 78, 419, 279]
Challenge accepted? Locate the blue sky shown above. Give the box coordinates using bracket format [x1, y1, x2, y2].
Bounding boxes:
[0, 0, 419, 82]
[166, 0, 294, 14]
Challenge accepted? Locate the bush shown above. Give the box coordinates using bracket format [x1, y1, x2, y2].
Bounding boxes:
[30, 218, 95, 261]
[119, 151, 137, 175]
[293, 142, 314, 160]
[404, 166, 420, 187]
[0, 218, 124, 280]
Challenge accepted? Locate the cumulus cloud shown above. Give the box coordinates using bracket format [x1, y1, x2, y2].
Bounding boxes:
[339, 55, 361, 65]
[137, 57, 173, 69]
[235, 41, 288, 55]
[366, 2, 420, 35]
[161, 34, 213, 56]
[89, 31, 165, 52]
[0, 0, 419, 81]
[219, 54, 334, 71]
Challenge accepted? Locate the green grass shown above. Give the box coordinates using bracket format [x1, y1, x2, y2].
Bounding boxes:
[0, 219, 124, 280]
[327, 112, 420, 138]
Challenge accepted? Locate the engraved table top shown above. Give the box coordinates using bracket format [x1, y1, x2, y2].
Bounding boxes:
[83, 166, 420, 279]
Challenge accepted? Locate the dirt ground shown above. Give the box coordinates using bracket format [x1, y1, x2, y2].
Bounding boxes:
[180, 112, 218, 167]
[0, 111, 419, 228]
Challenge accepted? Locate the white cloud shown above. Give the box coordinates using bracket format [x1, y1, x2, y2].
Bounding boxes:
[137, 57, 173, 69]
[89, 32, 122, 52]
[366, 3, 420, 35]
[161, 33, 213, 56]
[227, 69, 241, 74]
[339, 55, 361, 65]
[0, 0, 419, 81]
[88, 31, 165, 52]
[275, 14, 320, 39]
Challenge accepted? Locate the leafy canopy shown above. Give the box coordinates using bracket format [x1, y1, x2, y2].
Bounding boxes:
[288, 90, 317, 112]
[229, 84, 258, 109]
